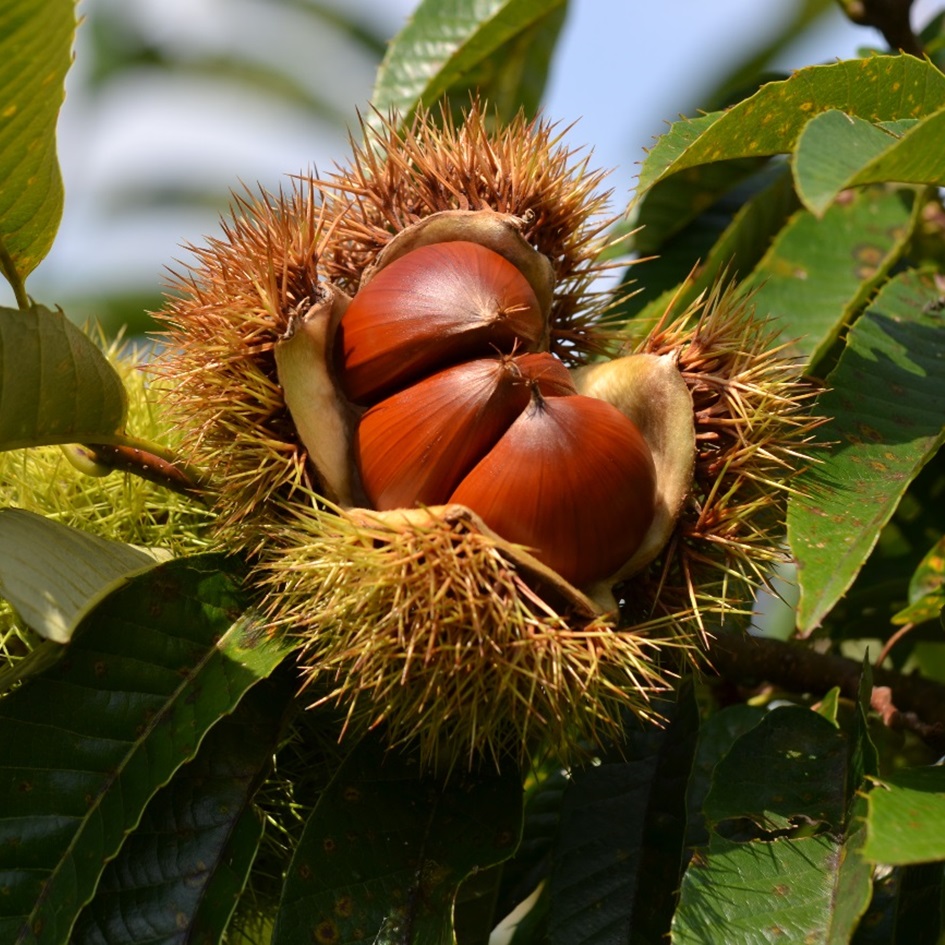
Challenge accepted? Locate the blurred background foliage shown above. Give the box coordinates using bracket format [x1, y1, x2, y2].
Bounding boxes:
[9, 0, 921, 337]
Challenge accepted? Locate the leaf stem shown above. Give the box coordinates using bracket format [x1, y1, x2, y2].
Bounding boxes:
[0, 236, 30, 310]
[81, 437, 211, 501]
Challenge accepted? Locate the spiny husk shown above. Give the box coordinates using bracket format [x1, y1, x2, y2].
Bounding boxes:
[0, 337, 212, 664]
[312, 101, 619, 360]
[154, 181, 332, 553]
[623, 282, 823, 641]
[256, 498, 678, 772]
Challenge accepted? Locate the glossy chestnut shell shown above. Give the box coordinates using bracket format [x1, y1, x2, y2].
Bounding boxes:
[335, 240, 545, 406]
[335, 238, 659, 589]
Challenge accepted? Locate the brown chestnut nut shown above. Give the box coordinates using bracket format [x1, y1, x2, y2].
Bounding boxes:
[335, 240, 545, 405]
[449, 389, 657, 587]
[355, 352, 576, 511]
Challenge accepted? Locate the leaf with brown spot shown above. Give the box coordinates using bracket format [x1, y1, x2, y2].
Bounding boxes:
[788, 269, 945, 634]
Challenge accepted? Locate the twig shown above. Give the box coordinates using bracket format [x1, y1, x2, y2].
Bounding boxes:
[707, 632, 945, 751]
[80, 439, 209, 500]
[835, 0, 924, 57]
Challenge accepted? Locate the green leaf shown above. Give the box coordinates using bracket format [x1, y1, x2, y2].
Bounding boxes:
[675, 699, 875, 944]
[634, 55, 945, 200]
[892, 535, 945, 625]
[685, 704, 767, 850]
[0, 509, 171, 644]
[788, 270, 945, 633]
[863, 768, 945, 866]
[672, 826, 872, 945]
[0, 555, 293, 945]
[0, 306, 128, 450]
[628, 157, 769, 254]
[792, 110, 900, 216]
[548, 687, 700, 944]
[794, 106, 945, 216]
[621, 166, 800, 326]
[70, 679, 289, 944]
[704, 707, 850, 833]
[0, 0, 75, 284]
[272, 734, 523, 944]
[371, 0, 566, 126]
[740, 186, 916, 368]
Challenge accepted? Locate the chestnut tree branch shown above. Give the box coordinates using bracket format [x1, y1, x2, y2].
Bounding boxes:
[707, 632, 945, 751]
[835, 0, 924, 57]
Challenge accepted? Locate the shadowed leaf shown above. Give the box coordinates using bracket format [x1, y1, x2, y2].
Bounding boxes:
[273, 734, 523, 944]
[0, 555, 293, 945]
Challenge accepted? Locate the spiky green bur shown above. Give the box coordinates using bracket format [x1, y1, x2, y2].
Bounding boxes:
[257, 500, 672, 771]
[0, 339, 212, 662]
[628, 284, 822, 639]
[148, 101, 821, 774]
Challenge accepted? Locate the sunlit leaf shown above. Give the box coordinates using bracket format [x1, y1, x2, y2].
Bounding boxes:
[863, 767, 945, 865]
[371, 0, 566, 126]
[794, 106, 945, 216]
[788, 270, 945, 633]
[0, 555, 293, 945]
[674, 704, 873, 944]
[635, 55, 945, 201]
[740, 186, 916, 368]
[70, 680, 289, 944]
[272, 734, 523, 944]
[792, 110, 899, 216]
[0, 0, 75, 284]
[0, 509, 170, 644]
[672, 824, 872, 945]
[892, 535, 945, 625]
[0, 306, 127, 450]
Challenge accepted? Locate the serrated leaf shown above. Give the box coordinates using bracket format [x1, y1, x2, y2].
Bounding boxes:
[272, 734, 523, 945]
[0, 306, 128, 450]
[0, 555, 293, 945]
[70, 679, 289, 945]
[740, 186, 916, 368]
[371, 0, 566, 126]
[635, 55, 945, 201]
[621, 165, 800, 326]
[629, 157, 768, 254]
[0, 0, 75, 283]
[673, 825, 872, 945]
[548, 688, 700, 944]
[794, 106, 945, 216]
[704, 707, 850, 833]
[0, 508, 171, 643]
[863, 768, 945, 866]
[793, 110, 900, 216]
[788, 270, 945, 633]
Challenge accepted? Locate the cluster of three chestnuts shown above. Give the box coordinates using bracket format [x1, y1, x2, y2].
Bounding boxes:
[275, 210, 693, 599]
